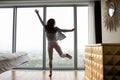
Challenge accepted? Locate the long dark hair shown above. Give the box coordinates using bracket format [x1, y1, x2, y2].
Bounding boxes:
[45, 18, 56, 33]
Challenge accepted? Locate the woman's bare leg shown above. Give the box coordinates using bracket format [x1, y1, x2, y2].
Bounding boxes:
[48, 45, 53, 77]
[54, 42, 72, 59]
[49, 60, 52, 77]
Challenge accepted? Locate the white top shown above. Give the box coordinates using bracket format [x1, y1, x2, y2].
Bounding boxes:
[46, 31, 66, 41]
[46, 27, 66, 41]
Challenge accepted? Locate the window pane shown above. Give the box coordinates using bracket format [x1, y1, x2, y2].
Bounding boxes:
[77, 7, 88, 69]
[0, 8, 13, 53]
[16, 8, 43, 68]
[46, 7, 74, 68]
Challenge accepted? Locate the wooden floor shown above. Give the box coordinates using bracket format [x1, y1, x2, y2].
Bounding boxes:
[0, 70, 84, 80]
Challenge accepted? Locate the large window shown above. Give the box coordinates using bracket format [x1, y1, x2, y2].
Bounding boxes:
[0, 6, 89, 69]
[16, 8, 43, 68]
[0, 8, 13, 53]
[46, 7, 74, 68]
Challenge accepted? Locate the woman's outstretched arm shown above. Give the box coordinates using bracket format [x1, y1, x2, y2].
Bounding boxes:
[56, 27, 75, 32]
[35, 9, 46, 28]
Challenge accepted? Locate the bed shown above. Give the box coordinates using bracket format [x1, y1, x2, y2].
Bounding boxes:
[0, 53, 29, 74]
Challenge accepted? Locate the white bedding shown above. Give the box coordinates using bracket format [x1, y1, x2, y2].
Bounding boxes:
[0, 53, 29, 74]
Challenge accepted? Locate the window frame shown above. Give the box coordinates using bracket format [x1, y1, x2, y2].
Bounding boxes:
[0, 4, 88, 70]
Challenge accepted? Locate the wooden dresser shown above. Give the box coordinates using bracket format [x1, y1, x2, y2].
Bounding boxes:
[85, 43, 120, 80]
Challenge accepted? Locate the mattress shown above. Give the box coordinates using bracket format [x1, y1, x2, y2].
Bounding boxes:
[0, 53, 29, 74]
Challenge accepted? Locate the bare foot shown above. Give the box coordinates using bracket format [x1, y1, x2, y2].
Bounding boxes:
[66, 54, 72, 59]
[49, 73, 52, 77]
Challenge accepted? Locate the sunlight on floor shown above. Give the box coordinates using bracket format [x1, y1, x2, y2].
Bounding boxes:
[0, 70, 85, 80]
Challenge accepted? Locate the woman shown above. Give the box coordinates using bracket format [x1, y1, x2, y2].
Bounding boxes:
[35, 9, 75, 77]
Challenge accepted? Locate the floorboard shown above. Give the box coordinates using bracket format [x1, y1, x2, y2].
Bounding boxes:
[0, 70, 84, 80]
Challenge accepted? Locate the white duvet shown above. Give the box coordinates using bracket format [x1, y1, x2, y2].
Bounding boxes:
[0, 53, 29, 74]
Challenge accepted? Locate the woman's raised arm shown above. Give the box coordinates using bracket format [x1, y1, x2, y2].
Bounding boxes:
[35, 9, 46, 28]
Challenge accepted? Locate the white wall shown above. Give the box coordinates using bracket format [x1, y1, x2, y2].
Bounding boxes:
[101, 0, 120, 43]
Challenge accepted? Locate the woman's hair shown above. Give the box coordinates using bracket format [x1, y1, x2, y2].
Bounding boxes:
[47, 18, 55, 27]
[46, 18, 56, 33]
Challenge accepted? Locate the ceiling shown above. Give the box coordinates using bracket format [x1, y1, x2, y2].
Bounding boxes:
[0, 0, 100, 1]
[0, 0, 100, 6]
[0, 0, 100, 2]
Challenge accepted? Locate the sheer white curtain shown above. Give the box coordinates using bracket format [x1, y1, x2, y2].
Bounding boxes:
[88, 2, 96, 44]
